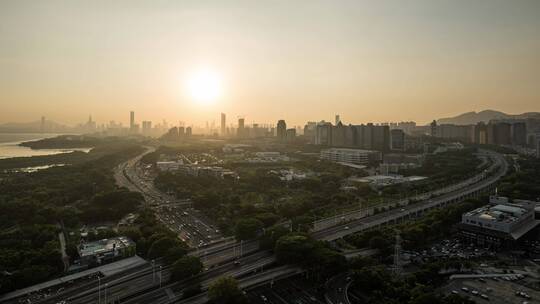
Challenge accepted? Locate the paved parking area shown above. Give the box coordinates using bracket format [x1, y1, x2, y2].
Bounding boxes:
[443, 277, 539, 304]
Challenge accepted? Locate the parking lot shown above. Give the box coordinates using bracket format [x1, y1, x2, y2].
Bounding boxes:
[443, 276, 539, 304]
[246, 275, 325, 304]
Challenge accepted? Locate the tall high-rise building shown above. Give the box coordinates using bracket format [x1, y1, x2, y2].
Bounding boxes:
[536, 135, 540, 158]
[186, 126, 192, 136]
[372, 125, 390, 151]
[130, 111, 135, 130]
[277, 120, 287, 141]
[221, 113, 226, 136]
[40, 116, 45, 133]
[142, 121, 152, 135]
[390, 129, 405, 151]
[237, 118, 245, 138]
[331, 121, 346, 146]
[430, 120, 438, 137]
[315, 122, 333, 145]
[335, 114, 341, 125]
[511, 122, 527, 146]
[286, 128, 296, 142]
[488, 122, 511, 145]
[474, 122, 488, 144]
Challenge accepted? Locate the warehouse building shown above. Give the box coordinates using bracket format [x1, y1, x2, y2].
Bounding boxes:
[78, 236, 136, 266]
[458, 196, 540, 248]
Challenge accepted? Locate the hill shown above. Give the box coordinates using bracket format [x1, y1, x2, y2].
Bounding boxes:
[437, 110, 540, 125]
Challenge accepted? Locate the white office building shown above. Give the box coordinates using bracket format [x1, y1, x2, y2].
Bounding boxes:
[320, 148, 380, 165]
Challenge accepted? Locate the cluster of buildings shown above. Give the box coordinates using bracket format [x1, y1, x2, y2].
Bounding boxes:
[459, 196, 540, 248]
[305, 121, 394, 151]
[430, 120, 531, 146]
[161, 125, 193, 140]
[349, 174, 427, 187]
[78, 236, 136, 266]
[156, 160, 237, 179]
[243, 152, 291, 163]
[269, 169, 309, 181]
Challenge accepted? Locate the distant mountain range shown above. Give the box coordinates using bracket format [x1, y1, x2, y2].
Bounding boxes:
[437, 110, 540, 125]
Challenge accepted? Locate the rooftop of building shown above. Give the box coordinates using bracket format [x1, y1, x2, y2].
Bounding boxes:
[321, 148, 377, 153]
[79, 237, 134, 258]
[464, 204, 529, 224]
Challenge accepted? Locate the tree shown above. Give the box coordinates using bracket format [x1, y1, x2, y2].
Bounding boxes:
[165, 245, 189, 264]
[208, 276, 247, 304]
[260, 225, 290, 250]
[274, 235, 315, 264]
[254, 212, 280, 227]
[171, 256, 203, 281]
[234, 218, 263, 240]
[147, 237, 178, 259]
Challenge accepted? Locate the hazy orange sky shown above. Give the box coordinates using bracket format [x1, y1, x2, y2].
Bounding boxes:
[1, 0, 539, 127]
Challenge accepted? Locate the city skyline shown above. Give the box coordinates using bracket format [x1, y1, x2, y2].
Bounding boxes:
[1, 1, 540, 126]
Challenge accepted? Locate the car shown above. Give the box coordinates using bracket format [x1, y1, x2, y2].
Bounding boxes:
[260, 295, 267, 302]
[461, 287, 469, 292]
[472, 290, 479, 296]
[344, 226, 350, 230]
[480, 294, 489, 300]
[451, 290, 459, 295]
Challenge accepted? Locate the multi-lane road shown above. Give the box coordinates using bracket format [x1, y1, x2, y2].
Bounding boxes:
[312, 149, 508, 241]
[114, 146, 224, 247]
[28, 147, 508, 304]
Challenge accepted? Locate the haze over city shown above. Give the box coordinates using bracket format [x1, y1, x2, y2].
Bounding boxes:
[1, 0, 540, 126]
[2, 2, 540, 304]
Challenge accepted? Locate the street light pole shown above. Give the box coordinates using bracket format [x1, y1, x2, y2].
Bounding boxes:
[152, 259, 155, 283]
[97, 276, 101, 304]
[159, 266, 163, 288]
[104, 283, 108, 304]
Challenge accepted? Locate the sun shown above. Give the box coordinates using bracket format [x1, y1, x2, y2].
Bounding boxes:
[185, 69, 222, 105]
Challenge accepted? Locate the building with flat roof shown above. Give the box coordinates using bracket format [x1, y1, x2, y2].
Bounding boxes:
[78, 237, 136, 266]
[320, 148, 381, 165]
[459, 197, 540, 248]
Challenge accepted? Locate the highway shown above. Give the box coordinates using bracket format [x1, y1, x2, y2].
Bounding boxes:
[325, 273, 351, 304]
[312, 149, 496, 232]
[113, 146, 224, 247]
[32, 148, 508, 304]
[312, 149, 508, 241]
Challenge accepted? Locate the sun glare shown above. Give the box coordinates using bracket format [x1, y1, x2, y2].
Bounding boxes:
[186, 69, 222, 105]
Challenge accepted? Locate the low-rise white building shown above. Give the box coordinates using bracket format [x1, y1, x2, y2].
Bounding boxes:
[156, 160, 183, 172]
[320, 148, 381, 165]
[459, 196, 540, 247]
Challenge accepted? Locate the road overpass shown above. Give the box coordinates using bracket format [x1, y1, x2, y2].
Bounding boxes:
[29, 149, 507, 304]
[312, 150, 508, 242]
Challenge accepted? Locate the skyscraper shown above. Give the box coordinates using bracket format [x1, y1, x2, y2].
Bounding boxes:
[221, 113, 226, 136]
[511, 122, 527, 146]
[142, 121, 152, 135]
[237, 118, 245, 138]
[335, 114, 341, 125]
[277, 120, 287, 141]
[390, 129, 405, 151]
[430, 120, 438, 137]
[40, 116, 45, 133]
[130, 111, 135, 130]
